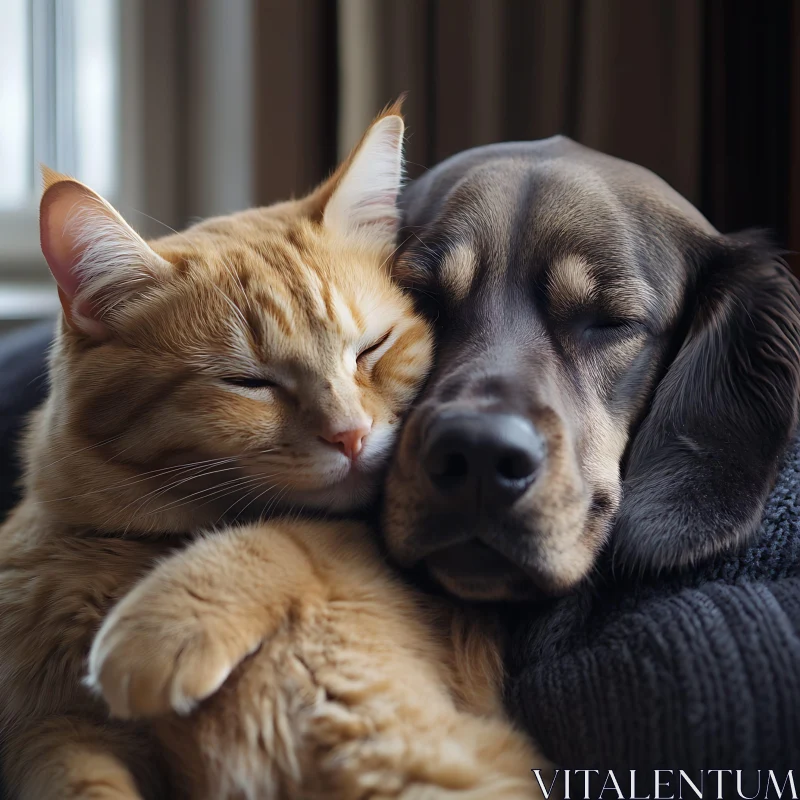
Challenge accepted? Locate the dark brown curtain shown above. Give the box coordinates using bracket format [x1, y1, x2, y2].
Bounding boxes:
[152, 1, 798, 269]
[792, 3, 800, 264]
[253, 0, 339, 205]
[132, 0, 340, 225]
[366, 0, 702, 199]
[350, 0, 703, 203]
[338, 0, 797, 256]
[703, 0, 794, 247]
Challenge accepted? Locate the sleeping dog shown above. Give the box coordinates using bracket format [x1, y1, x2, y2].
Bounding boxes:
[385, 135, 800, 601]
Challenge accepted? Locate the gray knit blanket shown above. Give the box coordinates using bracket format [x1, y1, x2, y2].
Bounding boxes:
[508, 432, 800, 770]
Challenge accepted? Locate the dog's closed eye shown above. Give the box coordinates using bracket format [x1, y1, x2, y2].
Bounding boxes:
[582, 318, 645, 342]
[571, 313, 647, 345]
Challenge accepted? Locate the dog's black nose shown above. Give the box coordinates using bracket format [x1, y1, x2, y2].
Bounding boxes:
[422, 412, 544, 508]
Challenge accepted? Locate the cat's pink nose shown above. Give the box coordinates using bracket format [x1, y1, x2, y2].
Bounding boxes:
[321, 425, 371, 460]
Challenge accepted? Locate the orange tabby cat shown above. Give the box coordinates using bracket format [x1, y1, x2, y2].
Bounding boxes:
[0, 108, 545, 798]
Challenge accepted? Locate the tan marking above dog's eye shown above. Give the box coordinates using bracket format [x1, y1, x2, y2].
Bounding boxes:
[547, 255, 596, 318]
[439, 244, 478, 303]
[547, 254, 653, 324]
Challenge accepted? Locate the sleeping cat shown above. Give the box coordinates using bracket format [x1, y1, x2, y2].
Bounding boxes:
[0, 108, 545, 798]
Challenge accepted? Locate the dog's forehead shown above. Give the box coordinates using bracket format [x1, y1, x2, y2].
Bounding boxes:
[402, 137, 714, 235]
[401, 138, 711, 317]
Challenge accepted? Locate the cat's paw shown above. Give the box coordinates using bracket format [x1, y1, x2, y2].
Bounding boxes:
[86, 582, 261, 719]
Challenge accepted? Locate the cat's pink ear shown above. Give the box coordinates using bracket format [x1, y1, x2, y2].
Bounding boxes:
[40, 168, 171, 337]
[323, 114, 405, 250]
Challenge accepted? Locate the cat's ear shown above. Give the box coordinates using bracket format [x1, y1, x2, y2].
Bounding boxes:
[321, 112, 405, 250]
[39, 167, 171, 338]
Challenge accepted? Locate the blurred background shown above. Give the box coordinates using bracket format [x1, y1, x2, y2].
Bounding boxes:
[1, 0, 799, 332]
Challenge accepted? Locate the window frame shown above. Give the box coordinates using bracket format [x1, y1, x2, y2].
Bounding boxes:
[0, 0, 146, 279]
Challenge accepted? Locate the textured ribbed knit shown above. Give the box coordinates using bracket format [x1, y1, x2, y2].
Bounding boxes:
[507, 434, 800, 769]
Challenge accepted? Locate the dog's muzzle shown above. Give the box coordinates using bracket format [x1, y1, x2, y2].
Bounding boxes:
[422, 411, 545, 510]
[411, 409, 556, 600]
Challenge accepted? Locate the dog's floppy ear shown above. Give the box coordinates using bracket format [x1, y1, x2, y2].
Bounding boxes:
[614, 233, 800, 572]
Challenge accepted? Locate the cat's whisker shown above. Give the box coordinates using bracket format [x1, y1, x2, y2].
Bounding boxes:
[263, 482, 292, 518]
[143, 471, 283, 518]
[217, 485, 270, 526]
[99, 463, 251, 533]
[117, 469, 249, 535]
[235, 479, 289, 523]
[121, 464, 245, 520]
[38, 432, 127, 472]
[214, 478, 278, 525]
[219, 258, 252, 312]
[133, 462, 284, 522]
[210, 283, 251, 341]
[236, 485, 282, 522]
[127, 456, 243, 484]
[403, 158, 431, 174]
[377, 236, 410, 275]
[91, 438, 147, 470]
[239, 449, 278, 466]
[167, 474, 267, 507]
[40, 456, 243, 504]
[127, 455, 243, 479]
[214, 493, 246, 526]
[140, 478, 267, 520]
[125, 208, 190, 243]
[195, 478, 270, 510]
[130, 464, 245, 508]
[408, 231, 445, 265]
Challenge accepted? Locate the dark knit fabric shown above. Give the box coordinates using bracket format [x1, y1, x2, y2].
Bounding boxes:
[0, 321, 52, 521]
[507, 433, 800, 770]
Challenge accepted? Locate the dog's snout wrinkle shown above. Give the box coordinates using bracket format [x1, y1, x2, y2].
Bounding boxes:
[422, 411, 545, 511]
[433, 362, 556, 417]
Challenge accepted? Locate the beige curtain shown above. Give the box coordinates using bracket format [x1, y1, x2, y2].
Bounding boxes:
[133, 0, 338, 229]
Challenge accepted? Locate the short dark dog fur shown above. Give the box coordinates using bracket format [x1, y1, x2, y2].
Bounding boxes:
[384, 136, 800, 601]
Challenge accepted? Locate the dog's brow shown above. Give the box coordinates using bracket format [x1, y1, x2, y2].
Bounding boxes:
[439, 244, 478, 302]
[601, 277, 654, 318]
[548, 255, 652, 319]
[547, 255, 597, 313]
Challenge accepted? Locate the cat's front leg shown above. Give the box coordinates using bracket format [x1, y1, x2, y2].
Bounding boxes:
[87, 523, 319, 719]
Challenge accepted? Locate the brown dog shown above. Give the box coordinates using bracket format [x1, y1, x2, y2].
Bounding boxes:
[385, 136, 800, 601]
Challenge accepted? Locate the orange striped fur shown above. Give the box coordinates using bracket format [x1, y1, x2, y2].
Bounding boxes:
[0, 110, 546, 798]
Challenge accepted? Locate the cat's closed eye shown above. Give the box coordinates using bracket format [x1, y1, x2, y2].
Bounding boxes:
[223, 376, 280, 390]
[357, 329, 393, 366]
